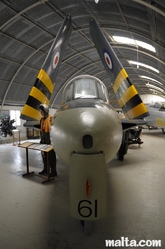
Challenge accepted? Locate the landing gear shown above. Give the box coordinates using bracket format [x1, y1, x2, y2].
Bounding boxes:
[117, 143, 124, 161]
[117, 128, 144, 161]
[128, 128, 143, 145]
[117, 130, 129, 161]
[81, 220, 93, 236]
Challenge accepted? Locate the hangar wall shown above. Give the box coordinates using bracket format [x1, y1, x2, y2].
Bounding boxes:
[0, 106, 26, 143]
[0, 106, 56, 144]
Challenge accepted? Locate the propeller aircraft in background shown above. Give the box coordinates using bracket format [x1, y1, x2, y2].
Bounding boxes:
[144, 102, 165, 133]
[20, 15, 149, 235]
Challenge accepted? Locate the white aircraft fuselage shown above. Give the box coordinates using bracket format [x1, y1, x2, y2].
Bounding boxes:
[51, 106, 122, 166]
[51, 75, 122, 165]
[145, 103, 165, 128]
[50, 75, 123, 220]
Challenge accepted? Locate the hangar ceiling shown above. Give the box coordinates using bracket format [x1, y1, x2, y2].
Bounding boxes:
[1, 0, 165, 111]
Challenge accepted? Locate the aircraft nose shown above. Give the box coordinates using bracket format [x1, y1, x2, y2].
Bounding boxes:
[71, 108, 122, 162]
[51, 107, 122, 165]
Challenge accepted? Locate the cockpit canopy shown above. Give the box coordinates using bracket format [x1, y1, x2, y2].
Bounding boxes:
[62, 75, 109, 104]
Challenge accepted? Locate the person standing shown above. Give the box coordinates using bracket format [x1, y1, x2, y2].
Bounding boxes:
[39, 104, 57, 177]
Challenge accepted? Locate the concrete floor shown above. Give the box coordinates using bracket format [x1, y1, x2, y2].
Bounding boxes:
[0, 129, 165, 249]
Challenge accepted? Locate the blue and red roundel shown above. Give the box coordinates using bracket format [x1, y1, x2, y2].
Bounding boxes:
[52, 51, 60, 69]
[104, 50, 113, 70]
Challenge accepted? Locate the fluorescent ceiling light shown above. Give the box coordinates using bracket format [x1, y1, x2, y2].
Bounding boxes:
[113, 36, 156, 53]
[140, 75, 163, 85]
[146, 83, 164, 92]
[129, 60, 159, 73]
[149, 89, 159, 94]
[149, 89, 165, 96]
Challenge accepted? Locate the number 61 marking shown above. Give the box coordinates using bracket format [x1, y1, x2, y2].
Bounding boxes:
[78, 200, 98, 218]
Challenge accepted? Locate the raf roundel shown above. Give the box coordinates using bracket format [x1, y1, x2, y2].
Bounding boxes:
[104, 51, 113, 70]
[53, 51, 60, 69]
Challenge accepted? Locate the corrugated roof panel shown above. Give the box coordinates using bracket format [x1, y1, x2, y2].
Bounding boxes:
[4, 42, 26, 59]
[6, 83, 31, 103]
[25, 52, 45, 69]
[19, 26, 45, 47]
[67, 55, 90, 69]
[0, 81, 9, 102]
[14, 66, 38, 86]
[0, 2, 15, 27]
[15, 46, 36, 63]
[2, 17, 31, 39]
[0, 59, 19, 81]
[0, 34, 15, 54]
[1, 0, 39, 12]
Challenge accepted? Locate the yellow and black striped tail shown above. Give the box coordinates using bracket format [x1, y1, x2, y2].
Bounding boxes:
[21, 15, 72, 121]
[113, 68, 149, 119]
[90, 18, 149, 119]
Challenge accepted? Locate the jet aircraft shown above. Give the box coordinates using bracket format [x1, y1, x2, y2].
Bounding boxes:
[144, 102, 165, 133]
[20, 15, 149, 235]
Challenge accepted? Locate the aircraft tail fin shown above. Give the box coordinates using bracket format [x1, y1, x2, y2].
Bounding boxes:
[21, 15, 72, 121]
[90, 18, 149, 119]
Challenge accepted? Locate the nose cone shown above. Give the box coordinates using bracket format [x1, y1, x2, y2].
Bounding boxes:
[51, 107, 122, 165]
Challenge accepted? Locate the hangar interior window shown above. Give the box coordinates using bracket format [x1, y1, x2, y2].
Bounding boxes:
[10, 110, 21, 126]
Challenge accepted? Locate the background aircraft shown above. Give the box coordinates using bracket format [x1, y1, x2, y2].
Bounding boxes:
[20, 16, 148, 235]
[144, 102, 165, 133]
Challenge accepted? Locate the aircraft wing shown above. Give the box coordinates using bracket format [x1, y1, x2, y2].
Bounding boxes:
[20, 15, 72, 121]
[23, 120, 40, 130]
[121, 118, 147, 131]
[90, 18, 149, 120]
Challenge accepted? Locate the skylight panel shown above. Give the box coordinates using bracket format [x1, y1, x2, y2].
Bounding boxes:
[140, 75, 163, 85]
[146, 83, 164, 92]
[128, 61, 159, 73]
[113, 36, 156, 53]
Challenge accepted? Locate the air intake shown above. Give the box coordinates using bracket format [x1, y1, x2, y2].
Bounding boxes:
[82, 135, 93, 149]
